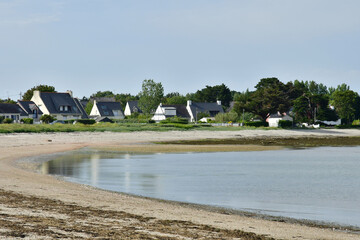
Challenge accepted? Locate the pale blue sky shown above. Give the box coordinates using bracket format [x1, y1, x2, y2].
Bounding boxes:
[1, 0, 360, 99]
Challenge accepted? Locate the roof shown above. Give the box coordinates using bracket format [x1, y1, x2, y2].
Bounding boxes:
[96, 102, 123, 116]
[0, 103, 26, 115]
[161, 104, 190, 118]
[127, 101, 142, 113]
[268, 111, 292, 119]
[39, 92, 85, 115]
[94, 116, 114, 123]
[18, 101, 43, 115]
[188, 102, 224, 117]
[73, 98, 89, 119]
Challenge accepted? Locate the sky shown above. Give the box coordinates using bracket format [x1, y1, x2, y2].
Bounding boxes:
[1, 0, 360, 99]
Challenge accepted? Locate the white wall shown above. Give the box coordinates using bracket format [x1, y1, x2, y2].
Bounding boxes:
[124, 102, 131, 116]
[31, 90, 50, 115]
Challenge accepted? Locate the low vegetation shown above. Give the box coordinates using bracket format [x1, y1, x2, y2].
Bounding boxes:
[0, 122, 206, 133]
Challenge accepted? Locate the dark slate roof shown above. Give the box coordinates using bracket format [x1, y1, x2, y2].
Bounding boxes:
[162, 104, 190, 118]
[0, 103, 26, 115]
[95, 116, 114, 123]
[189, 102, 224, 117]
[127, 101, 142, 113]
[74, 98, 89, 119]
[40, 92, 83, 115]
[18, 101, 43, 115]
[96, 102, 123, 116]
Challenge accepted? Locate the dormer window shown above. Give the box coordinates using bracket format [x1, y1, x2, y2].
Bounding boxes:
[60, 106, 70, 112]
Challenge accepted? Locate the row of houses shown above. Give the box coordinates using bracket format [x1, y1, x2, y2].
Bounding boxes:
[0, 90, 225, 123]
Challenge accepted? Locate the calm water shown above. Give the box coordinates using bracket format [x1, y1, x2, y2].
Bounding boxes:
[41, 147, 360, 227]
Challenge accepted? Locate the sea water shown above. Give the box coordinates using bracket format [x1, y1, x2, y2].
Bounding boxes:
[41, 146, 360, 227]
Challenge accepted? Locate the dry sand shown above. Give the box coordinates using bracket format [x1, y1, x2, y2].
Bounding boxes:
[1, 129, 360, 239]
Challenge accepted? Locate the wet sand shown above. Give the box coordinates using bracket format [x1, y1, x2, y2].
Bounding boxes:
[1, 129, 360, 239]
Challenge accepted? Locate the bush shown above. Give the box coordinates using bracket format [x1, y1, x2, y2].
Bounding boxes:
[0, 116, 4, 124]
[76, 119, 96, 125]
[40, 114, 55, 124]
[278, 120, 292, 128]
[21, 118, 33, 124]
[352, 119, 360, 125]
[336, 124, 360, 129]
[3, 118, 14, 124]
[244, 121, 268, 127]
[214, 112, 238, 123]
[160, 116, 189, 124]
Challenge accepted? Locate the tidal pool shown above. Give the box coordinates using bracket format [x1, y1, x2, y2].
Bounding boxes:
[41, 147, 360, 227]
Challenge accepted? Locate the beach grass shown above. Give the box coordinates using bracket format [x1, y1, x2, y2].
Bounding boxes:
[0, 122, 277, 133]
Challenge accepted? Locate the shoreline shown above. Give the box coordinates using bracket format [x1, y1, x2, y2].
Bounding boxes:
[27, 147, 360, 234]
[1, 130, 360, 239]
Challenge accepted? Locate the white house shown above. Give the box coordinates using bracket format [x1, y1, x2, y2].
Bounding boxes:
[267, 112, 293, 127]
[124, 101, 142, 116]
[90, 100, 124, 120]
[151, 103, 190, 122]
[31, 90, 88, 120]
[17, 101, 43, 122]
[186, 100, 224, 122]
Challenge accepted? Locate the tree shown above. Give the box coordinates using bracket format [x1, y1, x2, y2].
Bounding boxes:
[115, 93, 139, 110]
[234, 78, 291, 121]
[85, 101, 94, 115]
[293, 93, 337, 123]
[164, 93, 187, 105]
[22, 85, 56, 101]
[138, 79, 164, 114]
[40, 114, 55, 123]
[332, 90, 359, 124]
[191, 84, 232, 107]
[91, 91, 115, 98]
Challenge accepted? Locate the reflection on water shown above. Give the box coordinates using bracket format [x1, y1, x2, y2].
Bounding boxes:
[42, 147, 360, 227]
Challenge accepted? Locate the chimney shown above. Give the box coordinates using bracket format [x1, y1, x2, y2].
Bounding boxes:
[187, 100, 192, 106]
[33, 90, 40, 99]
[66, 90, 73, 97]
[217, 100, 221, 106]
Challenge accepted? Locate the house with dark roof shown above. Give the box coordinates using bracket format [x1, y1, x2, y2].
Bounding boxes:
[31, 90, 88, 120]
[0, 103, 26, 123]
[186, 100, 224, 122]
[266, 112, 293, 127]
[152, 104, 190, 122]
[89, 100, 124, 120]
[18, 101, 43, 122]
[124, 101, 142, 116]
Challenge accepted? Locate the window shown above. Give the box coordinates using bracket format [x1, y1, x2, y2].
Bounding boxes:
[64, 106, 68, 111]
[60, 106, 64, 111]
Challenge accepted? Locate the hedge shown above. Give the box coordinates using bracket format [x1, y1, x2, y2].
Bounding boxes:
[244, 121, 269, 127]
[278, 120, 292, 128]
[21, 118, 34, 124]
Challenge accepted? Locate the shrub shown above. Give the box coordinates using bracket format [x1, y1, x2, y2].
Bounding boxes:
[21, 118, 34, 124]
[244, 121, 268, 127]
[0, 116, 4, 124]
[352, 119, 360, 125]
[76, 119, 96, 125]
[278, 120, 292, 128]
[215, 112, 238, 123]
[160, 116, 189, 124]
[3, 118, 14, 124]
[40, 114, 55, 124]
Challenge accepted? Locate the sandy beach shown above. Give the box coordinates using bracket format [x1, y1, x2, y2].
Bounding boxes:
[1, 129, 360, 239]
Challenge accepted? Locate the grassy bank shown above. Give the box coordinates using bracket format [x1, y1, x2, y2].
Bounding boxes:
[0, 123, 278, 133]
[0, 123, 203, 133]
[159, 136, 360, 147]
